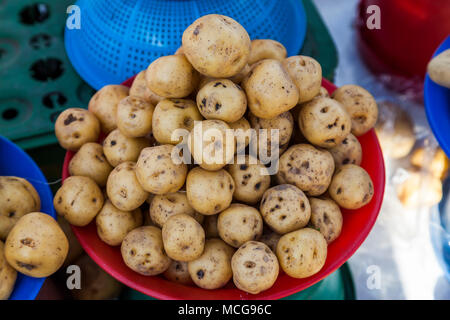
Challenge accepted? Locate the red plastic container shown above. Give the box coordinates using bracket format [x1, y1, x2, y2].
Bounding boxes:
[62, 78, 385, 300]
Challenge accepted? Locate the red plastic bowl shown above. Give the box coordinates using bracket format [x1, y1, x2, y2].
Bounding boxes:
[62, 78, 385, 300]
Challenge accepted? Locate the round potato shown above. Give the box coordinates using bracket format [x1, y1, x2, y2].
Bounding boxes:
[103, 129, 151, 167]
[202, 214, 219, 238]
[0, 176, 40, 240]
[276, 228, 327, 279]
[162, 214, 205, 262]
[149, 192, 204, 228]
[217, 204, 263, 248]
[309, 198, 343, 244]
[116, 96, 154, 138]
[277, 144, 335, 196]
[248, 39, 287, 65]
[231, 241, 279, 294]
[299, 97, 352, 148]
[163, 260, 193, 285]
[329, 164, 374, 209]
[54, 176, 104, 227]
[228, 117, 251, 153]
[226, 155, 271, 204]
[106, 162, 148, 211]
[129, 70, 164, 105]
[328, 134, 362, 168]
[5, 212, 68, 277]
[135, 145, 188, 194]
[186, 167, 235, 215]
[260, 184, 311, 234]
[196, 79, 247, 122]
[146, 54, 199, 98]
[188, 238, 234, 289]
[283, 56, 322, 104]
[121, 226, 171, 276]
[259, 230, 281, 253]
[68, 142, 113, 187]
[55, 108, 100, 151]
[332, 85, 378, 136]
[182, 14, 251, 78]
[152, 99, 203, 145]
[0, 241, 16, 300]
[427, 49, 450, 88]
[88, 84, 129, 133]
[242, 59, 299, 119]
[96, 200, 143, 246]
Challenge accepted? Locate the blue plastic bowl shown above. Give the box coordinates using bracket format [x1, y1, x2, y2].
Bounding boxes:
[425, 36, 450, 158]
[65, 0, 307, 90]
[0, 136, 56, 300]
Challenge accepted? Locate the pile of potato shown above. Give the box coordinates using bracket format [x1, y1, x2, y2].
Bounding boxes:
[53, 14, 378, 295]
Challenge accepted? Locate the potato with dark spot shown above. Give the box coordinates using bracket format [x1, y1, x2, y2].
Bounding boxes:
[277, 144, 335, 196]
[228, 117, 251, 153]
[149, 192, 204, 228]
[0, 241, 16, 300]
[259, 230, 281, 253]
[226, 155, 270, 204]
[121, 226, 171, 276]
[186, 167, 235, 215]
[188, 238, 234, 289]
[276, 228, 327, 278]
[329, 164, 374, 209]
[136, 145, 188, 194]
[309, 198, 343, 244]
[196, 79, 247, 122]
[88, 84, 130, 133]
[203, 214, 219, 238]
[217, 204, 263, 248]
[96, 200, 143, 246]
[260, 184, 311, 234]
[103, 129, 151, 167]
[283, 56, 322, 103]
[129, 70, 164, 105]
[146, 54, 199, 98]
[164, 260, 193, 285]
[0, 176, 40, 240]
[5, 212, 69, 277]
[248, 39, 287, 65]
[231, 241, 279, 294]
[162, 214, 205, 262]
[55, 108, 100, 151]
[54, 176, 104, 226]
[328, 133, 362, 168]
[69, 142, 113, 187]
[152, 99, 203, 145]
[299, 97, 351, 148]
[242, 59, 299, 119]
[332, 85, 378, 136]
[182, 14, 251, 78]
[116, 96, 154, 138]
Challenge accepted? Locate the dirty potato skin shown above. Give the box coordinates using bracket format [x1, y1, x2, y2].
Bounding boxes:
[146, 54, 199, 98]
[54, 176, 104, 227]
[149, 192, 204, 228]
[248, 39, 287, 65]
[0, 241, 16, 300]
[69, 142, 113, 187]
[116, 96, 155, 138]
[277, 144, 335, 196]
[55, 108, 100, 151]
[103, 129, 151, 167]
[164, 260, 193, 285]
[332, 85, 378, 137]
[0, 176, 40, 240]
[186, 167, 235, 215]
[309, 198, 343, 244]
[5, 212, 69, 278]
[106, 162, 149, 211]
[188, 238, 234, 289]
[162, 214, 205, 262]
[328, 133, 362, 168]
[96, 200, 143, 246]
[88, 84, 130, 133]
[231, 241, 279, 294]
[182, 14, 251, 78]
[242, 59, 299, 119]
[276, 228, 327, 279]
[129, 70, 164, 105]
[260, 184, 311, 234]
[329, 164, 374, 209]
[121, 226, 171, 276]
[135, 145, 188, 194]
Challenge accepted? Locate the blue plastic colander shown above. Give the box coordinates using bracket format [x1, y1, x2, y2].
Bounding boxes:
[64, 0, 307, 90]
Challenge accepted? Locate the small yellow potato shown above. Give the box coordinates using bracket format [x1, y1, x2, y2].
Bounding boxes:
[163, 260, 193, 285]
[103, 129, 151, 167]
[328, 134, 362, 168]
[309, 198, 343, 244]
[427, 49, 450, 88]
[248, 39, 287, 65]
[129, 70, 164, 105]
[116, 96, 154, 138]
[0, 241, 16, 300]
